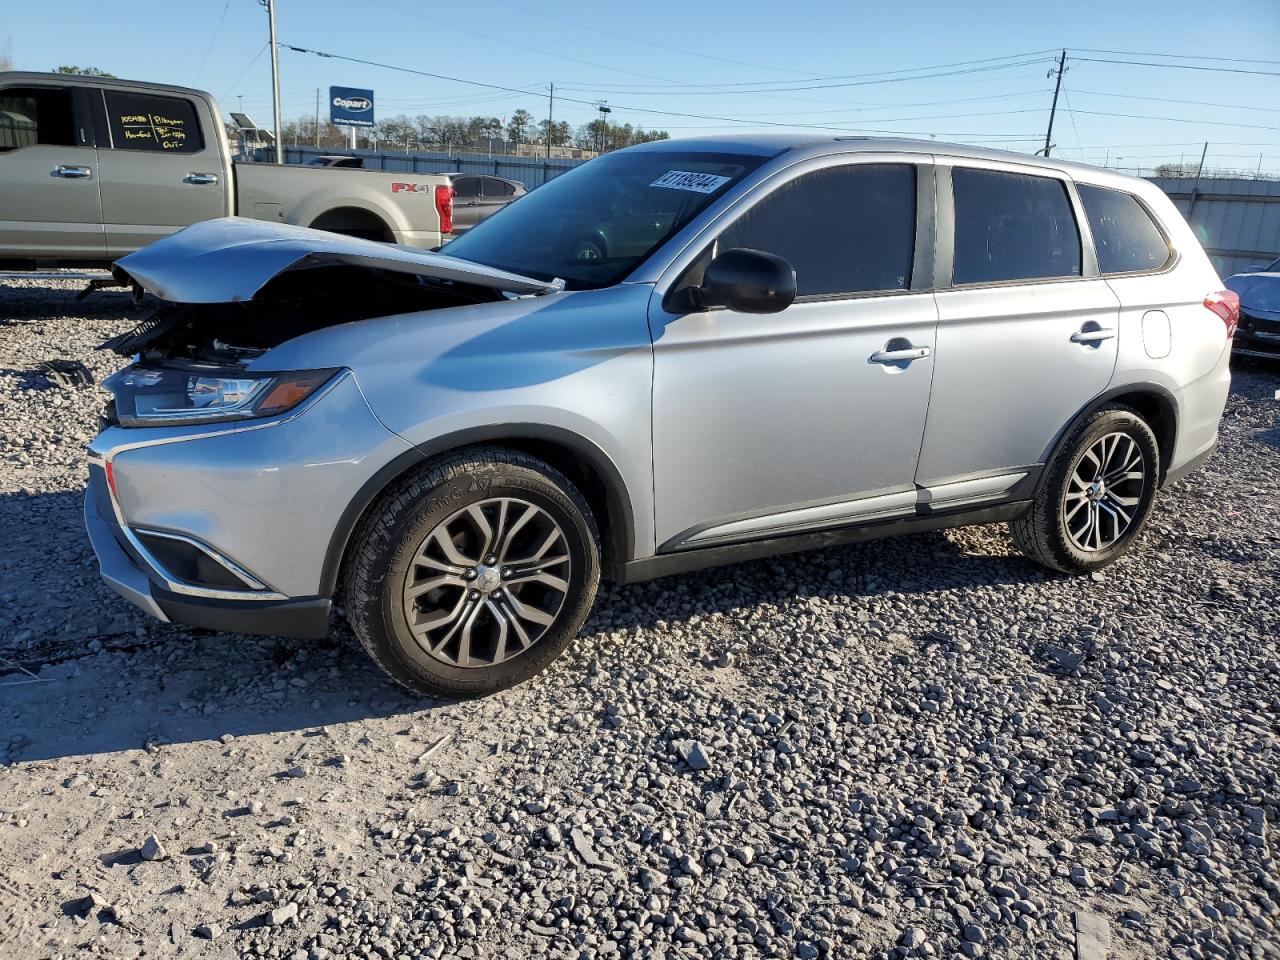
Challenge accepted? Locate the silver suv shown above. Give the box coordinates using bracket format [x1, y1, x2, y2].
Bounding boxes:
[86, 135, 1236, 696]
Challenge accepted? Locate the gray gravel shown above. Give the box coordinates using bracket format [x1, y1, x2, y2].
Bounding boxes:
[1, 277, 1278, 959]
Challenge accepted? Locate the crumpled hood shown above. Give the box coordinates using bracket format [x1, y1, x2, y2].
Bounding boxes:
[113, 217, 557, 303]
[1225, 270, 1280, 320]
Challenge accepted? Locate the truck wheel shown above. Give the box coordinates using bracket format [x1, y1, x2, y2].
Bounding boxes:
[343, 447, 601, 697]
[1011, 405, 1160, 574]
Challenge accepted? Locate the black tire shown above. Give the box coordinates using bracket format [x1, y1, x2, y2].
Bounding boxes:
[1011, 404, 1160, 574]
[343, 446, 600, 697]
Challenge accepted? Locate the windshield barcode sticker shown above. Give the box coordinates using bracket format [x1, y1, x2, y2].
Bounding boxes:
[650, 170, 732, 194]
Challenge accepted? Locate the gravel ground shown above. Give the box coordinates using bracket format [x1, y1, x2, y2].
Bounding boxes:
[1, 277, 1278, 960]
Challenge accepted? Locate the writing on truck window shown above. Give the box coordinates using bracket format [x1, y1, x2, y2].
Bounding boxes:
[105, 92, 203, 153]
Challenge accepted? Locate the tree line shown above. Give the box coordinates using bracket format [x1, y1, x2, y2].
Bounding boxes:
[274, 108, 669, 153]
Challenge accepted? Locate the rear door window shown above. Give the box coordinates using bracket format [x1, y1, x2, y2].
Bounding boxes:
[104, 91, 203, 153]
[0, 87, 76, 150]
[483, 178, 516, 198]
[717, 163, 917, 297]
[1077, 183, 1170, 274]
[952, 167, 1081, 284]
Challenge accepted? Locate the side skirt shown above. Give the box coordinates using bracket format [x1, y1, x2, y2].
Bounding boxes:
[619, 501, 1031, 584]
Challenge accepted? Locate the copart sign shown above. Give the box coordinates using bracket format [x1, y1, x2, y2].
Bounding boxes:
[330, 86, 375, 128]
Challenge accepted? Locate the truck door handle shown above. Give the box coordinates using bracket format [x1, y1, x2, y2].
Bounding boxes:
[52, 165, 92, 179]
[183, 173, 219, 185]
[869, 345, 931, 364]
[1071, 327, 1116, 344]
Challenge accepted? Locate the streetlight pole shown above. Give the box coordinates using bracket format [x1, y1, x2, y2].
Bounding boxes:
[546, 82, 554, 161]
[261, 0, 283, 164]
[595, 101, 610, 155]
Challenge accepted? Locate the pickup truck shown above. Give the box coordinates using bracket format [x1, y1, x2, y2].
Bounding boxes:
[0, 72, 453, 268]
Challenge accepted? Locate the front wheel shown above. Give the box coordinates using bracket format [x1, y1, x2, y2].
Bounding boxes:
[1011, 405, 1160, 573]
[344, 448, 600, 696]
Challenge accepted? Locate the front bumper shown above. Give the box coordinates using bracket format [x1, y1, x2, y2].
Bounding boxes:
[84, 369, 418, 639]
[85, 477, 333, 638]
[1234, 310, 1280, 359]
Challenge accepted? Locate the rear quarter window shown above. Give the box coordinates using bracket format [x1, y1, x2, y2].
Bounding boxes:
[1077, 183, 1171, 275]
[105, 91, 203, 153]
[952, 167, 1081, 285]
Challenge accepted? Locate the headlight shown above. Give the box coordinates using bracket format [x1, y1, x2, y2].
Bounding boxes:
[104, 366, 341, 427]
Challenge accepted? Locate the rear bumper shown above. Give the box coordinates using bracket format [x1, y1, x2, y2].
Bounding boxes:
[84, 478, 333, 639]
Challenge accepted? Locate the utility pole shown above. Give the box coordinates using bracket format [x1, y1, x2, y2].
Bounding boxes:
[314, 88, 320, 147]
[1187, 141, 1209, 219]
[260, 0, 283, 163]
[1042, 49, 1066, 158]
[546, 82, 554, 160]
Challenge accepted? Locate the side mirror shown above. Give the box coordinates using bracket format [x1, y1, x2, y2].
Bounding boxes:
[675, 248, 797, 315]
[1244, 264, 1265, 274]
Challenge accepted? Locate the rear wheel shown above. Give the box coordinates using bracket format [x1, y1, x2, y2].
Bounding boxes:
[344, 447, 600, 696]
[1011, 405, 1160, 573]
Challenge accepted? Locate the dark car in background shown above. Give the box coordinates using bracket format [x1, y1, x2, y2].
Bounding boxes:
[441, 174, 526, 234]
[1225, 256, 1280, 360]
[302, 155, 366, 169]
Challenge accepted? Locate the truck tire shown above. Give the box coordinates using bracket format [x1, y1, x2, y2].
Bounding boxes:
[1011, 404, 1160, 574]
[343, 446, 601, 697]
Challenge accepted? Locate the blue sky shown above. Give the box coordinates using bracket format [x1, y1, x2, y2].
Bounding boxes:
[5, 0, 1280, 174]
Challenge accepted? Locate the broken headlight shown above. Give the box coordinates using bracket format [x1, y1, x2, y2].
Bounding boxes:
[104, 366, 342, 427]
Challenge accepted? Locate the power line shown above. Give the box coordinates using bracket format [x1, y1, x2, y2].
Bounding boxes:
[194, 0, 231, 85]
[362, 0, 674, 83]
[220, 42, 267, 102]
[1070, 47, 1280, 66]
[1067, 88, 1280, 114]
[553, 56, 1059, 94]
[1070, 109, 1280, 133]
[486, 0, 817, 76]
[1071, 56, 1280, 78]
[280, 43, 1044, 139]
[553, 50, 1060, 91]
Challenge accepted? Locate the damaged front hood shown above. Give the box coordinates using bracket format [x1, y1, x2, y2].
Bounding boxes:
[114, 217, 557, 303]
[1226, 271, 1280, 320]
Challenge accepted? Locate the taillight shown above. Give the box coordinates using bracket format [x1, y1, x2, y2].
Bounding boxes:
[435, 185, 454, 235]
[1204, 290, 1240, 338]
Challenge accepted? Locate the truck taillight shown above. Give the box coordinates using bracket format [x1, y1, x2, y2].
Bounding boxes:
[435, 185, 454, 235]
[1204, 289, 1240, 338]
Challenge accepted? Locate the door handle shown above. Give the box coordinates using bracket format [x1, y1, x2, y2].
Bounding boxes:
[183, 173, 219, 185]
[870, 346, 931, 364]
[1070, 327, 1116, 344]
[52, 165, 92, 179]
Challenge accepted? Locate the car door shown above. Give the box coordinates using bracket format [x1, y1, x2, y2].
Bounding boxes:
[93, 87, 231, 257]
[915, 162, 1120, 494]
[0, 83, 104, 261]
[450, 176, 482, 233]
[648, 157, 939, 551]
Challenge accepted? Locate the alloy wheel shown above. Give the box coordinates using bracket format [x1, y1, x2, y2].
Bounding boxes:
[1062, 432, 1147, 552]
[401, 497, 571, 667]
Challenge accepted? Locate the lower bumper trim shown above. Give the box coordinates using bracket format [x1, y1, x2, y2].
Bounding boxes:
[1162, 438, 1218, 488]
[152, 589, 333, 640]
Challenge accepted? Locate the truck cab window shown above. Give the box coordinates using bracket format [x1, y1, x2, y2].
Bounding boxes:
[104, 91, 203, 153]
[0, 88, 76, 151]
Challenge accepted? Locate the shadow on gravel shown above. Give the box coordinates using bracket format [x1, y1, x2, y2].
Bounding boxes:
[3, 479, 1047, 763]
[0, 285, 137, 325]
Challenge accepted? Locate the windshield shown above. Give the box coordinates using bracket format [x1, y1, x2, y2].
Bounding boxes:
[441, 150, 766, 289]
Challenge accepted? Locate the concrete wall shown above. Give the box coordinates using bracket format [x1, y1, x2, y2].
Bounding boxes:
[1149, 177, 1280, 278]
